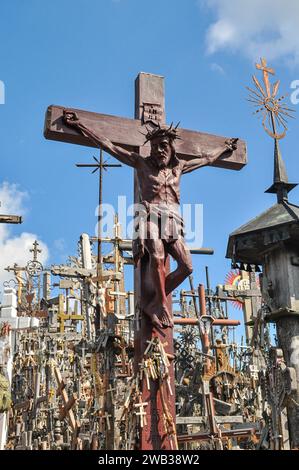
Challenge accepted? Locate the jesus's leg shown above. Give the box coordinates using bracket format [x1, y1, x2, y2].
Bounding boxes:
[165, 238, 193, 296]
[143, 235, 173, 328]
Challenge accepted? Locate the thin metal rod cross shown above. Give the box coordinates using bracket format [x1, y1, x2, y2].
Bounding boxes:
[76, 151, 121, 281]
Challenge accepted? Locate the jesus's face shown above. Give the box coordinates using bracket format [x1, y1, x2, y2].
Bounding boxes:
[150, 136, 172, 168]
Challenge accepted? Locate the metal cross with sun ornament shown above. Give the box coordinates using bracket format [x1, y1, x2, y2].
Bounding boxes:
[247, 57, 295, 140]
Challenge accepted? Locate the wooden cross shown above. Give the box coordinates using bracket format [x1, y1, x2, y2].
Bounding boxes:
[144, 337, 157, 355]
[103, 411, 112, 431]
[54, 367, 80, 436]
[5, 263, 27, 304]
[134, 396, 148, 428]
[106, 383, 117, 405]
[44, 79, 246, 170]
[135, 406, 148, 428]
[106, 383, 116, 395]
[57, 294, 84, 333]
[44, 72, 246, 450]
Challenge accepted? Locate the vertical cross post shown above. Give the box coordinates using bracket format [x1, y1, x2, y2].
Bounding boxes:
[134, 73, 176, 450]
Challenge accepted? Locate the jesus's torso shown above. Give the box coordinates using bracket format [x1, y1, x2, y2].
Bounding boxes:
[136, 156, 183, 209]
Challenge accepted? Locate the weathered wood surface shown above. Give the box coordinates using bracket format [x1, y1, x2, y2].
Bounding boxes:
[44, 105, 247, 170]
[0, 215, 22, 224]
[176, 415, 244, 425]
[134, 73, 176, 451]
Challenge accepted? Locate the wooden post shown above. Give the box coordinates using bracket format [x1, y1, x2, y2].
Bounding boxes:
[134, 73, 176, 450]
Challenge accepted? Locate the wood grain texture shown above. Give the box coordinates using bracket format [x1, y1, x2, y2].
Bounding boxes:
[44, 105, 247, 170]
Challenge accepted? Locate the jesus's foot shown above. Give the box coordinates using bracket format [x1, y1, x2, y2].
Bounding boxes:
[159, 307, 174, 329]
[144, 311, 163, 329]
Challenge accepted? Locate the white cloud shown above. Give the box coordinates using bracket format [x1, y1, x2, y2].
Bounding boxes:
[210, 62, 225, 75]
[0, 182, 28, 216]
[201, 0, 299, 66]
[0, 182, 49, 292]
[53, 238, 66, 252]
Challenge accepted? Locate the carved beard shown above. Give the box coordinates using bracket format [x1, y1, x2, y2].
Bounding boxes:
[153, 154, 171, 169]
[157, 159, 167, 168]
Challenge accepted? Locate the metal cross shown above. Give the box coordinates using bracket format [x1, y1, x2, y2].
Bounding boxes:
[27, 240, 43, 277]
[255, 58, 275, 98]
[247, 57, 295, 140]
[30, 240, 42, 262]
[76, 151, 121, 279]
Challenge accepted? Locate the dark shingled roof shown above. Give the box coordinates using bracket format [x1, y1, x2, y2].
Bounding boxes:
[230, 201, 299, 237]
[226, 201, 299, 263]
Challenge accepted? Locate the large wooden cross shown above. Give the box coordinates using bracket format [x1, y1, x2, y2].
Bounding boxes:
[44, 72, 246, 450]
[44, 78, 246, 170]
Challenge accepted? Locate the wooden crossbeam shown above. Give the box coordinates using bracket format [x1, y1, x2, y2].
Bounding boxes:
[44, 105, 246, 171]
[0, 214, 22, 224]
[177, 427, 256, 443]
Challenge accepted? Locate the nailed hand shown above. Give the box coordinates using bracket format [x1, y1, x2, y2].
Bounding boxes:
[63, 109, 80, 127]
[225, 137, 239, 151]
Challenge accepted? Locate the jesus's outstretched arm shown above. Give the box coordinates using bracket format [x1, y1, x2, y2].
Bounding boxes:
[63, 109, 140, 168]
[182, 138, 239, 174]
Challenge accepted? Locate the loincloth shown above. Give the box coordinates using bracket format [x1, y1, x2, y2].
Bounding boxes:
[132, 201, 184, 267]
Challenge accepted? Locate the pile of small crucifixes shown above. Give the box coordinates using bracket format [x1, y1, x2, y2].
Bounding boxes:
[2, 231, 135, 450]
[0, 223, 294, 451]
[1, 233, 292, 450]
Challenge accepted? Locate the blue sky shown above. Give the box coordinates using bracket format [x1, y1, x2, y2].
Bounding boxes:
[1, 0, 299, 325]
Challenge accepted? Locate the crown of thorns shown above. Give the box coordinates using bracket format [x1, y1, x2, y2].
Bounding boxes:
[142, 122, 181, 144]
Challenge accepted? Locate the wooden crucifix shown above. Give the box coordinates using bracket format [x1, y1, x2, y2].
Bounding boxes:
[44, 72, 246, 450]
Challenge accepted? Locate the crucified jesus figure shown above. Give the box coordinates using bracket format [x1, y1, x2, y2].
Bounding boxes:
[63, 110, 238, 329]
